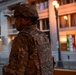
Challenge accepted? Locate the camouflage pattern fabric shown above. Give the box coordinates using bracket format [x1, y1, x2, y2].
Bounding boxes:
[3, 26, 53, 75]
[14, 4, 39, 18]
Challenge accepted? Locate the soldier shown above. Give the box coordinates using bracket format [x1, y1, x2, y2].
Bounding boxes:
[3, 4, 53, 75]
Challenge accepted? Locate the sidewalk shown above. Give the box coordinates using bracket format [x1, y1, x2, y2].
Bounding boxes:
[54, 68, 76, 75]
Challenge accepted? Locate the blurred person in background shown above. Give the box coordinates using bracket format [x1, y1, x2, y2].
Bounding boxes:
[3, 3, 53, 75]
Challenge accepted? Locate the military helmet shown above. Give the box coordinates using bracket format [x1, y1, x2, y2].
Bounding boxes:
[14, 4, 39, 18]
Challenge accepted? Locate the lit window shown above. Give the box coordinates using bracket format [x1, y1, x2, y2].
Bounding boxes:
[60, 35, 67, 51]
[59, 15, 69, 28]
[60, 34, 76, 51]
[67, 35, 75, 52]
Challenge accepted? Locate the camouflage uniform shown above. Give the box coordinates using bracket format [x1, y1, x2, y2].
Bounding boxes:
[3, 4, 53, 75]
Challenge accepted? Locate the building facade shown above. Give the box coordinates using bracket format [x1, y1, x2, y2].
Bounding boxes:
[0, 0, 76, 69]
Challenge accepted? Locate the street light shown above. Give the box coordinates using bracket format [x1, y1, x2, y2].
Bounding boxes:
[52, 0, 63, 68]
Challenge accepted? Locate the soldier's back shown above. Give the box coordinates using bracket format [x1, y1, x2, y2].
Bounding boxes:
[22, 28, 53, 75]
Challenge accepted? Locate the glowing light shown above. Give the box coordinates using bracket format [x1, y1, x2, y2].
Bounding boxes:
[55, 3, 59, 8]
[60, 38, 67, 43]
[52, 1, 57, 6]
[64, 16, 68, 20]
[52, 1, 59, 8]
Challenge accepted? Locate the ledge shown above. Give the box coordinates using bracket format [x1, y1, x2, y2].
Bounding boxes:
[54, 68, 76, 75]
[58, 3, 76, 15]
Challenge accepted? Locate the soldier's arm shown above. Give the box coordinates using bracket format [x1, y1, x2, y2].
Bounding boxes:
[3, 34, 29, 75]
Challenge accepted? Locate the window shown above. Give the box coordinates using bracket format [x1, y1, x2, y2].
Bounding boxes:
[36, 1, 48, 11]
[44, 1, 48, 9]
[59, 15, 69, 28]
[42, 18, 49, 30]
[67, 34, 75, 52]
[36, 20, 40, 29]
[60, 34, 76, 51]
[36, 3, 40, 11]
[60, 35, 67, 51]
[58, 0, 74, 6]
[71, 13, 76, 27]
[66, 0, 73, 4]
[40, 2, 44, 10]
[59, 13, 76, 29]
[37, 18, 51, 42]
